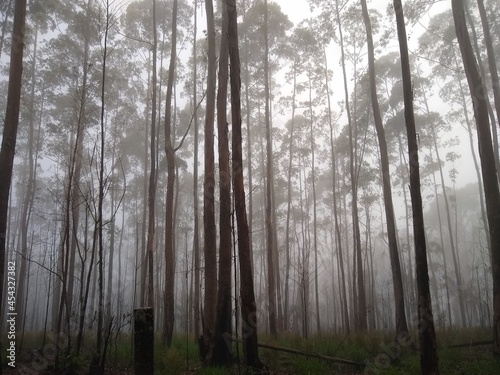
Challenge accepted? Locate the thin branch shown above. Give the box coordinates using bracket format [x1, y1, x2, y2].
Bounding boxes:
[174, 91, 207, 152]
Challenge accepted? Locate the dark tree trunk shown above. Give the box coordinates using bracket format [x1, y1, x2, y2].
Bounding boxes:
[263, 0, 277, 339]
[203, 0, 218, 340]
[163, 0, 178, 348]
[146, 0, 158, 309]
[395, 1, 440, 373]
[227, 0, 262, 367]
[362, 0, 411, 340]
[0, 0, 27, 372]
[211, 2, 232, 364]
[192, 0, 201, 341]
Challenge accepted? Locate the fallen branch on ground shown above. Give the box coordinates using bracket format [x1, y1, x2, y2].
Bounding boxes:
[448, 340, 493, 348]
[229, 337, 364, 368]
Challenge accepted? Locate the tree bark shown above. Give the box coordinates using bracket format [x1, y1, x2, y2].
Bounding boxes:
[362, 0, 410, 339]
[210, 1, 232, 364]
[145, 0, 158, 309]
[203, 0, 218, 340]
[263, 0, 277, 339]
[227, 0, 262, 367]
[0, 0, 27, 372]
[163, 0, 178, 348]
[395, 0, 440, 373]
[192, 0, 201, 341]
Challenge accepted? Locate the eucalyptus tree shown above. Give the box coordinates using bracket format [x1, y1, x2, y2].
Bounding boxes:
[394, 1, 440, 372]
[15, 20, 44, 351]
[163, 0, 179, 348]
[262, 0, 278, 337]
[465, 4, 500, 175]
[301, 24, 325, 334]
[210, 0, 232, 364]
[0, 1, 27, 371]
[452, 0, 500, 355]
[240, 0, 291, 334]
[227, 0, 262, 366]
[202, 0, 217, 343]
[191, 0, 201, 340]
[361, 0, 410, 339]
[418, 9, 492, 327]
[316, 0, 378, 331]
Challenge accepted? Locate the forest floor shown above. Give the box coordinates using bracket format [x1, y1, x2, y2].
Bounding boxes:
[6, 328, 500, 374]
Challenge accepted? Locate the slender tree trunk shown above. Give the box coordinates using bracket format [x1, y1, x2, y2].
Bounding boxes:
[16, 28, 38, 349]
[284, 61, 297, 332]
[203, 0, 218, 341]
[243, 1, 254, 271]
[227, 0, 262, 366]
[263, 0, 277, 339]
[307, 73, 320, 334]
[362, 0, 410, 340]
[332, 5, 352, 332]
[395, 1, 440, 373]
[192, 0, 201, 342]
[145, 0, 158, 309]
[452, 0, 500, 355]
[0, 0, 27, 372]
[211, 2, 232, 364]
[163, 0, 178, 348]
[90, 2, 111, 373]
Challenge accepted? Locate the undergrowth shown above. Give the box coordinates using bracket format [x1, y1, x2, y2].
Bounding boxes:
[9, 328, 500, 374]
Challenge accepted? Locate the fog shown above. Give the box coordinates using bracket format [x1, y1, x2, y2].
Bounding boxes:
[0, 0, 499, 373]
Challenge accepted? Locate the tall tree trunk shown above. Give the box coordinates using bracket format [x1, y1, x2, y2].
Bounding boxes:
[242, 0, 254, 272]
[90, 2, 111, 373]
[0, 0, 27, 372]
[340, 0, 365, 332]
[227, 0, 262, 367]
[395, 1, 440, 373]
[146, 0, 158, 309]
[284, 60, 297, 332]
[362, 0, 410, 340]
[163, 0, 178, 348]
[325, 47, 350, 333]
[452, 0, 500, 355]
[307, 73, 320, 334]
[16, 28, 38, 349]
[192, 0, 201, 341]
[203, 0, 217, 340]
[263, 0, 277, 339]
[211, 2, 232, 364]
[68, 0, 92, 318]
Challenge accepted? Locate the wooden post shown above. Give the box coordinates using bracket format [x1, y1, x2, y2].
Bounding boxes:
[134, 307, 154, 375]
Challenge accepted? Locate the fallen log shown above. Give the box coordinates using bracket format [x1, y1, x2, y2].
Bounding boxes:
[229, 337, 364, 368]
[448, 340, 493, 348]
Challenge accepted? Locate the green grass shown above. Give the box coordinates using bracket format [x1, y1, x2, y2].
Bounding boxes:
[10, 329, 500, 374]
